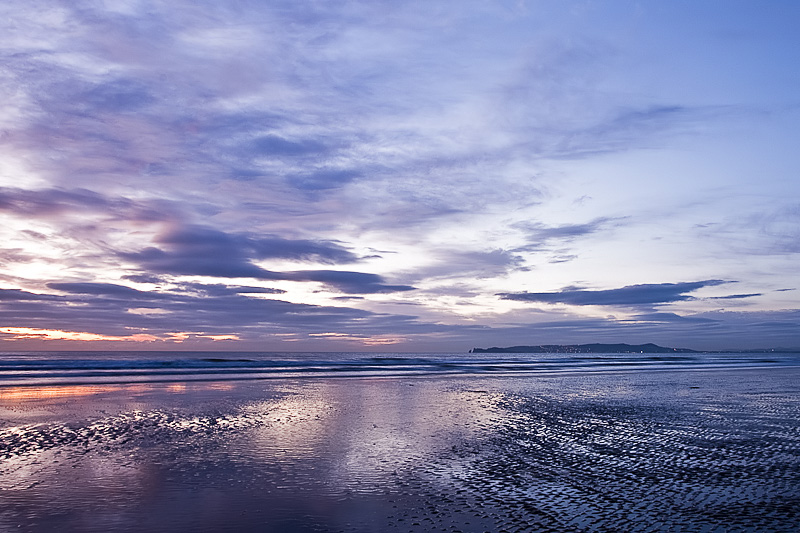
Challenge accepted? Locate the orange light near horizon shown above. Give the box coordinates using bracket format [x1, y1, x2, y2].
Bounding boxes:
[0, 327, 161, 342]
[0, 327, 244, 344]
[167, 331, 190, 343]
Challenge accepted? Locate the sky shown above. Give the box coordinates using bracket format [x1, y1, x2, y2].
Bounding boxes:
[1, 0, 799, 352]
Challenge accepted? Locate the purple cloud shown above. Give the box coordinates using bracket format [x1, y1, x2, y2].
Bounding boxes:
[117, 224, 414, 293]
[499, 281, 728, 306]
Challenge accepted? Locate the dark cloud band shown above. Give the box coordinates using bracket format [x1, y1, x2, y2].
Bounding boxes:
[499, 280, 728, 306]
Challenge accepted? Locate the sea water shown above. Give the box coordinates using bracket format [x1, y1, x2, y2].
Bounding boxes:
[1, 350, 798, 387]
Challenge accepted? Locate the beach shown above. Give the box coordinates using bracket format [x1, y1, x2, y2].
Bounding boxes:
[2, 365, 800, 532]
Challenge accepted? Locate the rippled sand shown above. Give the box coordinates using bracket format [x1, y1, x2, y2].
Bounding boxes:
[2, 368, 799, 532]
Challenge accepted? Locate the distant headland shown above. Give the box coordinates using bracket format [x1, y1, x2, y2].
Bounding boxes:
[470, 343, 799, 354]
[470, 343, 697, 354]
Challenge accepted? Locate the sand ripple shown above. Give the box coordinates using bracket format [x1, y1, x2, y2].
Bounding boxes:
[1, 371, 799, 532]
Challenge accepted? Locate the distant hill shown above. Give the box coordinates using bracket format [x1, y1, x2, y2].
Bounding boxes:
[469, 343, 698, 354]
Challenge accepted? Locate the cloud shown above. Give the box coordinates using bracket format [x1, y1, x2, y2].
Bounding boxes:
[0, 278, 436, 348]
[758, 204, 800, 254]
[118, 223, 355, 277]
[499, 280, 728, 306]
[402, 249, 527, 285]
[0, 187, 176, 228]
[0, 288, 62, 301]
[0, 187, 127, 217]
[121, 273, 167, 284]
[288, 169, 362, 191]
[118, 223, 414, 293]
[121, 245, 270, 280]
[1, 281, 381, 336]
[247, 135, 328, 159]
[520, 218, 614, 241]
[0, 186, 414, 295]
[541, 105, 729, 160]
[81, 78, 157, 113]
[514, 217, 625, 251]
[1, 0, 714, 215]
[178, 283, 287, 296]
[289, 270, 415, 294]
[628, 312, 718, 324]
[156, 224, 359, 264]
[47, 282, 165, 299]
[695, 204, 800, 258]
[707, 293, 761, 300]
[1, 279, 797, 351]
[48, 281, 287, 300]
[0, 248, 38, 266]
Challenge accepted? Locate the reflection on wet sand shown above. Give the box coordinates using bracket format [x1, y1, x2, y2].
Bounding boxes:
[0, 385, 119, 401]
[0, 380, 239, 402]
[241, 380, 501, 496]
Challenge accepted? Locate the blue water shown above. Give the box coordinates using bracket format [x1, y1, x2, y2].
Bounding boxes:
[1, 350, 799, 387]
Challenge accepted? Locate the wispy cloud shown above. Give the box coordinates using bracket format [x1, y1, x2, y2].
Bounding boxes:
[707, 293, 761, 300]
[513, 217, 625, 252]
[0, 187, 167, 221]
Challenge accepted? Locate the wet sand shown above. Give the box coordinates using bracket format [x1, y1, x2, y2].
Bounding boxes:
[2, 368, 799, 532]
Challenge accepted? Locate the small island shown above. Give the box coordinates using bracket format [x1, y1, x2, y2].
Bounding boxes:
[470, 343, 698, 354]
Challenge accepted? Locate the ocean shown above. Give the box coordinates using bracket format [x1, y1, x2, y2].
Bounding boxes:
[2, 350, 799, 387]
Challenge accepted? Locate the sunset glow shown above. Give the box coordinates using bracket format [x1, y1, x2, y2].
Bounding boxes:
[0, 327, 239, 344]
[0, 327, 161, 343]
